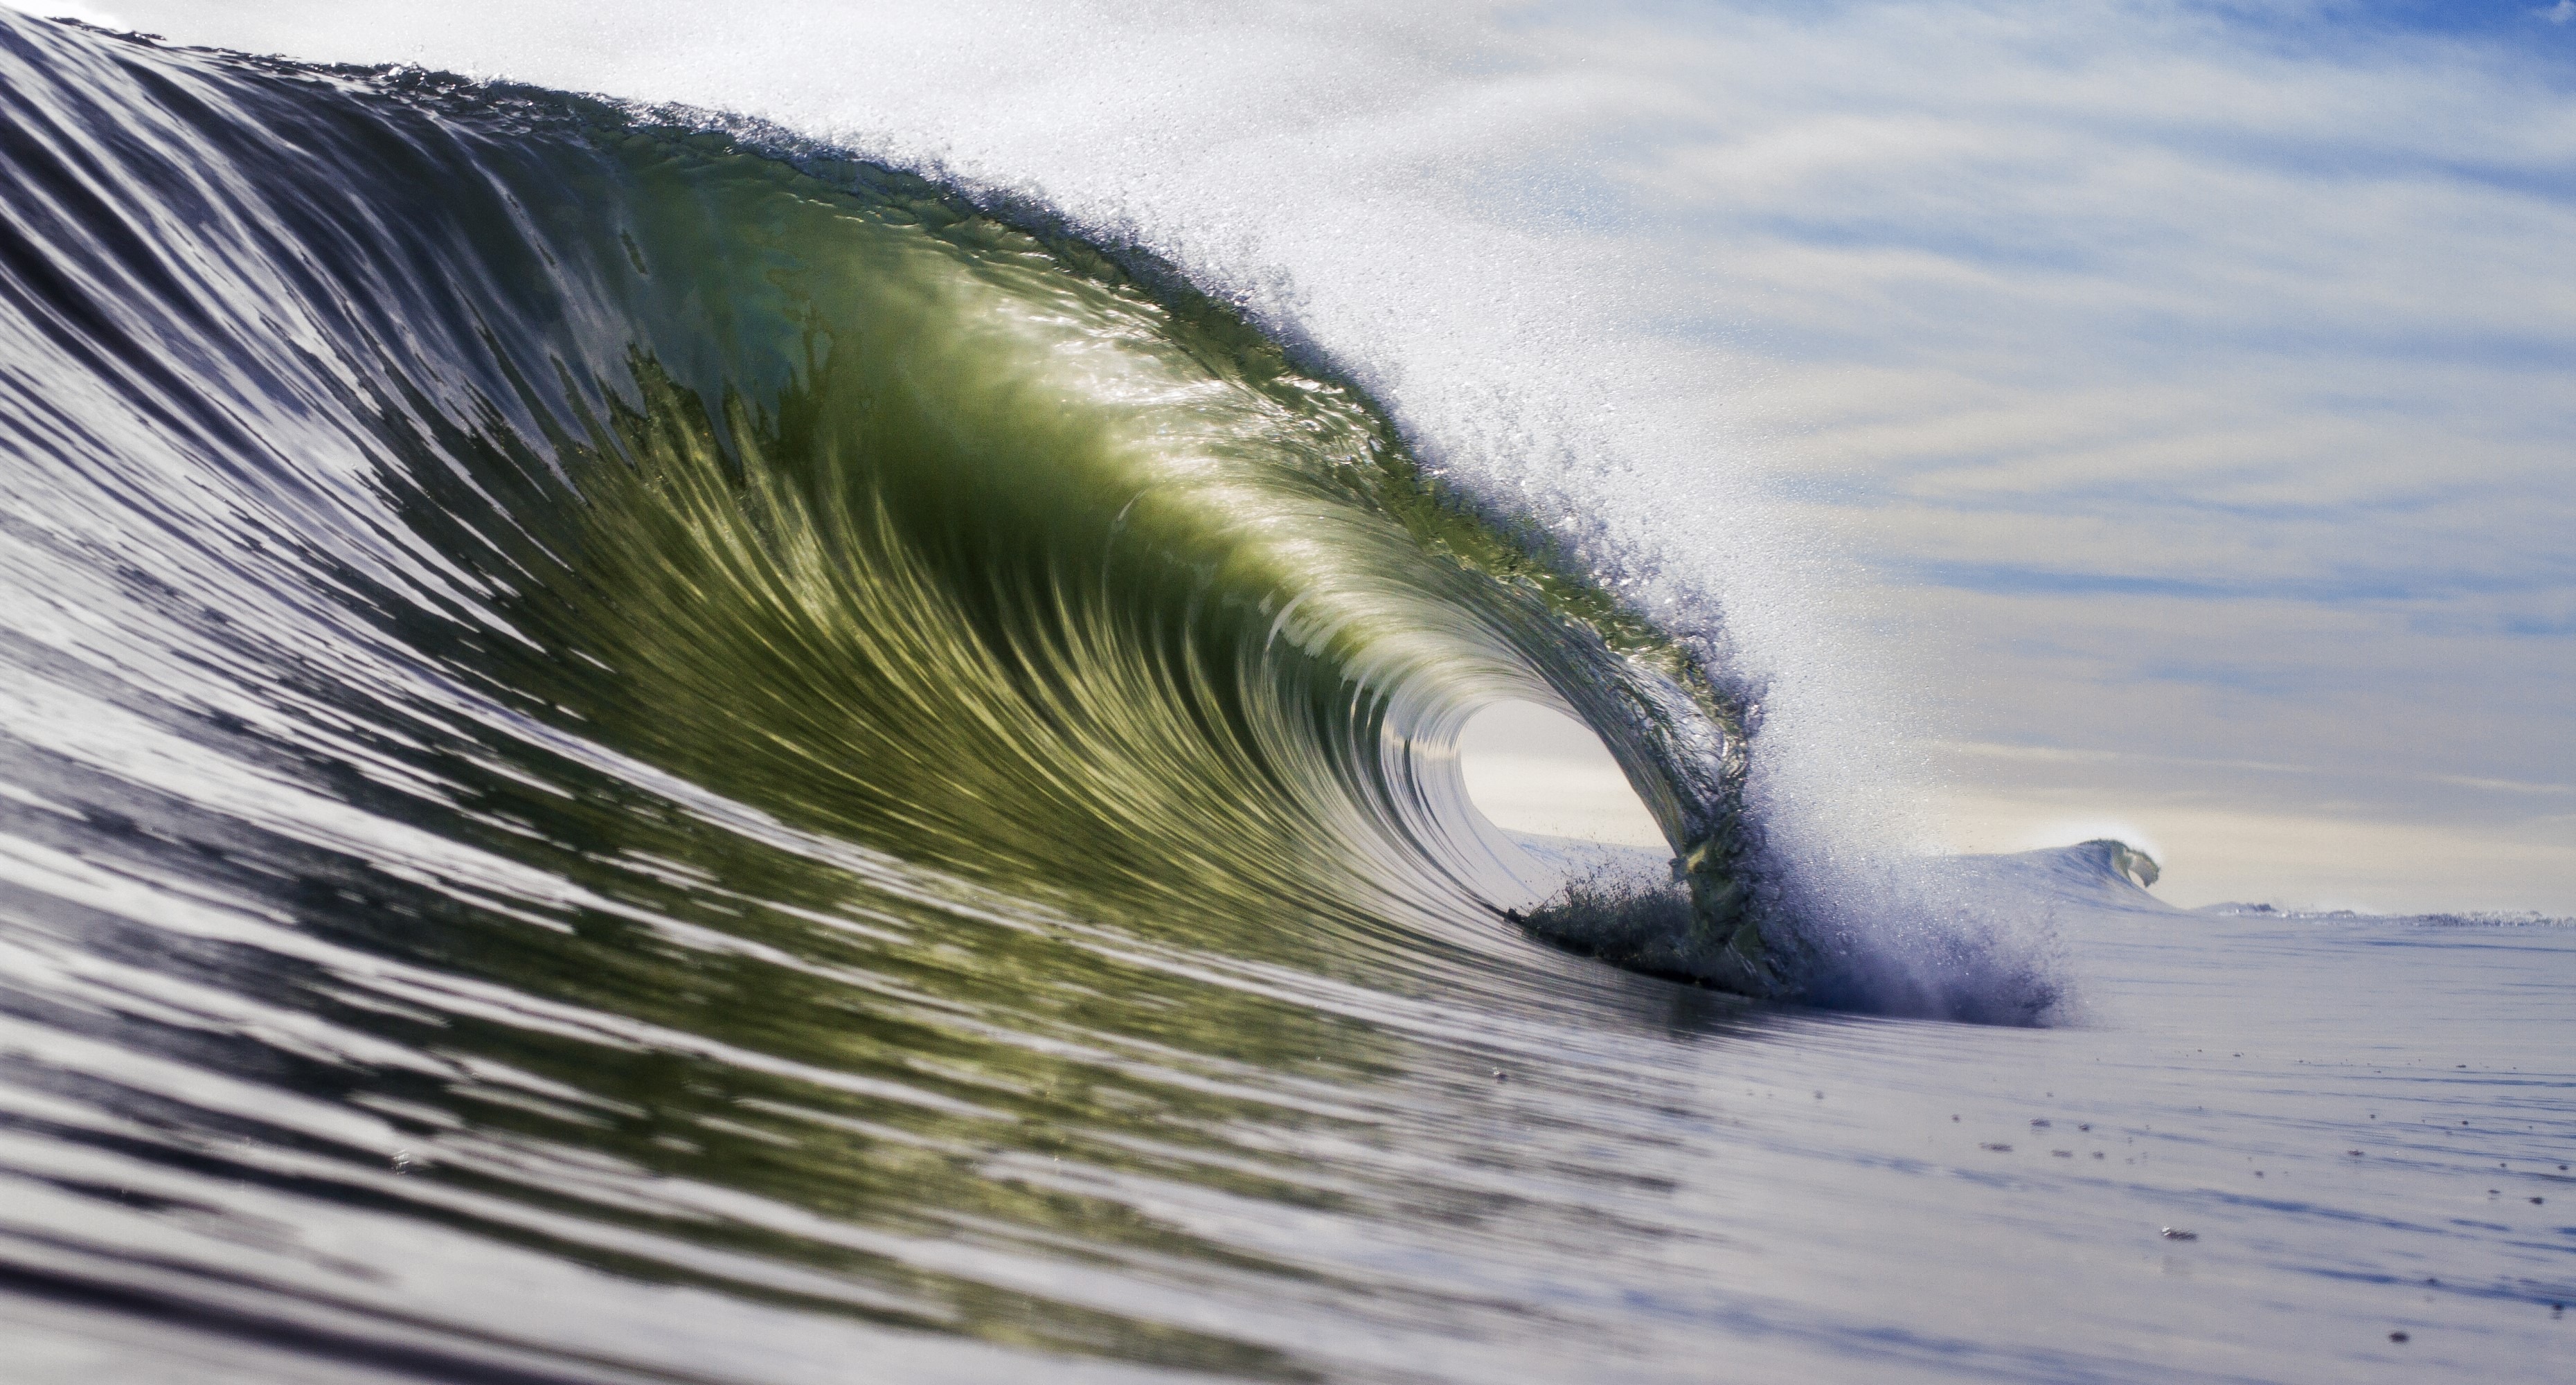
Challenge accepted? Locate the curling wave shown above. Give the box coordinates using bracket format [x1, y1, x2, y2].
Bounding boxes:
[0, 15, 1791, 992]
[0, 16, 2083, 1379]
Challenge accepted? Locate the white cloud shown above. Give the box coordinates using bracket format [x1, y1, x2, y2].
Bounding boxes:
[2, 1, 133, 30]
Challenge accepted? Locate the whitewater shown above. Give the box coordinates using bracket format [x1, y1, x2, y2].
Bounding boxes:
[0, 12, 2569, 1383]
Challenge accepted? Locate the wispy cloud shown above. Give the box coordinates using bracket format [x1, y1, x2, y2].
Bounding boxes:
[1472, 3, 2576, 906]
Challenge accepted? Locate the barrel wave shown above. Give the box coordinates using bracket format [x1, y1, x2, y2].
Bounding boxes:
[0, 16, 1858, 1379]
[0, 15, 1790, 981]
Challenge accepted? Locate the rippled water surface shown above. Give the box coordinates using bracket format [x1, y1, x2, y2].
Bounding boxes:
[7, 852, 2570, 1384]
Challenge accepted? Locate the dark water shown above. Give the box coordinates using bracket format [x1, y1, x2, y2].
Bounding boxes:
[1, 16, 2568, 1382]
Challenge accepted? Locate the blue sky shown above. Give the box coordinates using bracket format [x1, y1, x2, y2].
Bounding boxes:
[1532, 1, 2575, 908]
[33, 0, 2575, 911]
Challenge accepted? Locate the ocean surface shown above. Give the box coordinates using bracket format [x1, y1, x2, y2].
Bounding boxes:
[1, 16, 2569, 1382]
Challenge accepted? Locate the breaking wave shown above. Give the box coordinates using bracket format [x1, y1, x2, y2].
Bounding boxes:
[0, 16, 2073, 1379]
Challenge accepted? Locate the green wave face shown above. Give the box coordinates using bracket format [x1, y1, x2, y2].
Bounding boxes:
[0, 21, 1807, 1372]
[369, 102, 1784, 985]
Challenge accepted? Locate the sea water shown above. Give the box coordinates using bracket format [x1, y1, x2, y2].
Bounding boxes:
[0, 12, 2568, 1383]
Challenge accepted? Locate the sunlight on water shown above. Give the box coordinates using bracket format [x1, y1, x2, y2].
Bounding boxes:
[1456, 700, 1667, 850]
